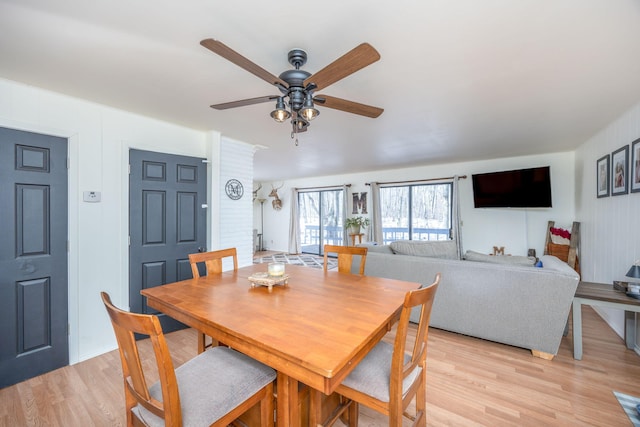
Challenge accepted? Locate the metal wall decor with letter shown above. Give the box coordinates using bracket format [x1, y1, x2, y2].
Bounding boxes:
[225, 179, 244, 200]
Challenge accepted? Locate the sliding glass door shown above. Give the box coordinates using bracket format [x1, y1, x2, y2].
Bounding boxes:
[298, 189, 344, 255]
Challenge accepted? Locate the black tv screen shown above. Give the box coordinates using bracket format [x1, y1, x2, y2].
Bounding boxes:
[472, 166, 552, 208]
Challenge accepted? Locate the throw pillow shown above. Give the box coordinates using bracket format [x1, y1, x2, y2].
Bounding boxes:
[464, 250, 536, 266]
[358, 244, 394, 254]
[390, 240, 458, 259]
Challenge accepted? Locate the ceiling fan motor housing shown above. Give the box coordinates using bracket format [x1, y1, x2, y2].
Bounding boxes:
[278, 68, 312, 111]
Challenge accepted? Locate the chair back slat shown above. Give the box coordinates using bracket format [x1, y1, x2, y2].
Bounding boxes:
[323, 245, 368, 275]
[189, 248, 238, 278]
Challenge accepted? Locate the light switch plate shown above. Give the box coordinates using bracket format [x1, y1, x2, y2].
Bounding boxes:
[83, 191, 101, 202]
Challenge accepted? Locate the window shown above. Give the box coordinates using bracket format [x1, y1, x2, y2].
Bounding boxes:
[379, 183, 452, 244]
[298, 189, 344, 255]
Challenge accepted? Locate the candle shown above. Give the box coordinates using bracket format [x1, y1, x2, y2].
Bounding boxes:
[268, 262, 285, 276]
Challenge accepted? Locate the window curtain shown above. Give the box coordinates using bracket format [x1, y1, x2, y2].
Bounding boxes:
[342, 185, 349, 245]
[452, 175, 463, 259]
[369, 182, 383, 244]
[288, 188, 301, 254]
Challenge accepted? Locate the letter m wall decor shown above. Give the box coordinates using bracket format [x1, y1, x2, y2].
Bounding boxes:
[352, 192, 367, 214]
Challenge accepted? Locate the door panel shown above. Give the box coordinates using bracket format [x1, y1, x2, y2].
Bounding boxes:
[0, 127, 68, 389]
[129, 150, 207, 333]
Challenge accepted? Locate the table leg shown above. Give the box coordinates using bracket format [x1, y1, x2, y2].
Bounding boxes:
[572, 299, 583, 360]
[625, 311, 636, 350]
[276, 371, 300, 427]
[309, 389, 322, 426]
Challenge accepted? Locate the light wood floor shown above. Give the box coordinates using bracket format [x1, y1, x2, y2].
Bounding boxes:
[1, 307, 638, 426]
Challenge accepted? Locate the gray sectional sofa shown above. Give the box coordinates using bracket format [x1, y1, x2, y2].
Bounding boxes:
[354, 241, 580, 359]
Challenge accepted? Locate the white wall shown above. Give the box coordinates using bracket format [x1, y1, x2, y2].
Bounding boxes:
[255, 151, 576, 258]
[575, 100, 640, 343]
[0, 78, 254, 364]
[218, 137, 256, 268]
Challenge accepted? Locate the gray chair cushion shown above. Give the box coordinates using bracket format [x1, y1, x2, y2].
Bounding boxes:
[340, 341, 421, 403]
[132, 346, 276, 426]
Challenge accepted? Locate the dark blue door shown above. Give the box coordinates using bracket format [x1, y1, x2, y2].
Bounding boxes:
[0, 127, 68, 388]
[129, 149, 207, 333]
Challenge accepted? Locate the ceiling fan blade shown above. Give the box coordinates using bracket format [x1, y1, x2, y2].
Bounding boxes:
[200, 39, 288, 87]
[314, 95, 383, 118]
[211, 95, 279, 110]
[304, 43, 380, 91]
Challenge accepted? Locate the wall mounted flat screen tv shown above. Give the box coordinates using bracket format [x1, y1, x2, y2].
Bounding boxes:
[472, 166, 552, 208]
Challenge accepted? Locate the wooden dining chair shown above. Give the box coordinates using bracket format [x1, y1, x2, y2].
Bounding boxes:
[325, 274, 441, 427]
[188, 248, 238, 353]
[101, 292, 276, 427]
[323, 244, 368, 275]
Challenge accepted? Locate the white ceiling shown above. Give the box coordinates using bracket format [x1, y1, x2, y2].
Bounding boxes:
[2, 0, 640, 182]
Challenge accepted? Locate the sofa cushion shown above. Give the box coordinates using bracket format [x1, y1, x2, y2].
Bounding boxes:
[357, 243, 394, 254]
[464, 250, 536, 266]
[390, 240, 458, 259]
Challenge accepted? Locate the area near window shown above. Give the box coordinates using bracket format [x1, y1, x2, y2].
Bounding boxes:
[379, 183, 452, 244]
[298, 189, 344, 255]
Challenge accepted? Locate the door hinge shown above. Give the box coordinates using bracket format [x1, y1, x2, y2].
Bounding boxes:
[67, 323, 70, 336]
[67, 158, 70, 169]
[128, 235, 131, 246]
[128, 164, 131, 174]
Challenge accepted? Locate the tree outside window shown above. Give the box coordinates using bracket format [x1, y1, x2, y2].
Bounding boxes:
[379, 183, 451, 244]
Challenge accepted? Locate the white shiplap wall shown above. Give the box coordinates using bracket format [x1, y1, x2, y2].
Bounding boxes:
[575, 101, 640, 343]
[218, 137, 255, 268]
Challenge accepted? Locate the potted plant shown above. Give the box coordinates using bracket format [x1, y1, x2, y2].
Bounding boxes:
[345, 216, 370, 234]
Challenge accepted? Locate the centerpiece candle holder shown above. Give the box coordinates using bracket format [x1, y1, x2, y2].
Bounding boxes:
[268, 262, 285, 276]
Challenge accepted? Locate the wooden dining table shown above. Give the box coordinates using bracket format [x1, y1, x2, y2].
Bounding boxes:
[141, 263, 422, 427]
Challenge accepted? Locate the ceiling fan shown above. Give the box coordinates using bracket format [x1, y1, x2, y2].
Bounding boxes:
[200, 39, 384, 144]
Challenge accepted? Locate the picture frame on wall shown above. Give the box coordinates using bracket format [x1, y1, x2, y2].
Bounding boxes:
[631, 138, 640, 193]
[596, 154, 609, 198]
[611, 145, 629, 196]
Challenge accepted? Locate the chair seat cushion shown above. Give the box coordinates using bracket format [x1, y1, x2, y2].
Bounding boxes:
[133, 346, 276, 426]
[340, 341, 421, 403]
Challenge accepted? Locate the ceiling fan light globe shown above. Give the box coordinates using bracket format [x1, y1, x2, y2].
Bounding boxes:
[300, 107, 319, 121]
[296, 118, 308, 130]
[270, 109, 291, 122]
[270, 98, 291, 122]
[300, 94, 319, 121]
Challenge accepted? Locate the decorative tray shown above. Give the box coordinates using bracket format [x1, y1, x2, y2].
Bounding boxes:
[613, 280, 629, 292]
[248, 272, 290, 292]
